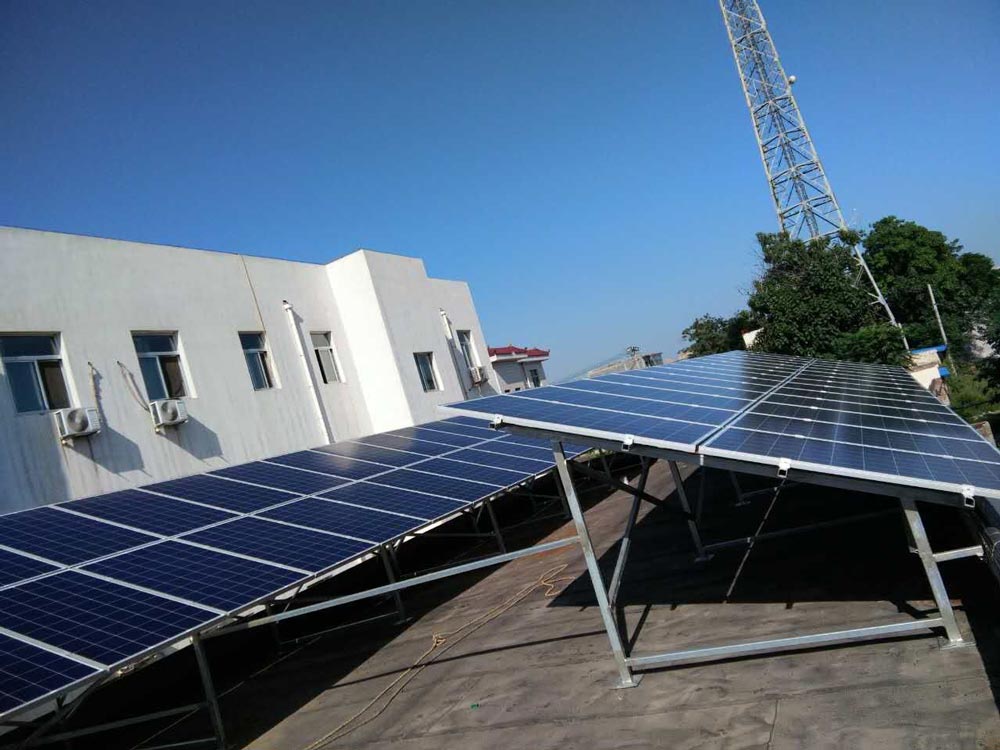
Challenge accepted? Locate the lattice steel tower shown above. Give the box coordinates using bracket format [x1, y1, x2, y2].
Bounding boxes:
[719, 0, 905, 340]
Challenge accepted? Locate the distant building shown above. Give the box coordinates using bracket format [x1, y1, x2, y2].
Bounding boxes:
[0, 227, 499, 509]
[488, 345, 550, 392]
[587, 351, 664, 378]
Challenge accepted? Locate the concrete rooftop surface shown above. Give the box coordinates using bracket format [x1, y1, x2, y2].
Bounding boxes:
[57, 463, 1000, 750]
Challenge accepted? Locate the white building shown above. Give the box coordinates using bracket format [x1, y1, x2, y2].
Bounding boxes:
[0, 227, 498, 510]
[489, 345, 550, 392]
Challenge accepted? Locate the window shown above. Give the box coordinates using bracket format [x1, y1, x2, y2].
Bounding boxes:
[456, 330, 477, 369]
[240, 333, 274, 390]
[311, 332, 342, 384]
[414, 352, 439, 392]
[133, 334, 186, 401]
[0, 335, 71, 413]
[529, 368, 542, 388]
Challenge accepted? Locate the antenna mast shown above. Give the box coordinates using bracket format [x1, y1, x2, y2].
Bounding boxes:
[719, 0, 907, 346]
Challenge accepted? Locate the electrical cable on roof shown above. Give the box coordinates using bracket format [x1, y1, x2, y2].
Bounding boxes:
[301, 563, 573, 749]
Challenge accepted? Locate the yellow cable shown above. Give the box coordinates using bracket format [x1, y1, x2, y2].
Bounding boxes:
[302, 564, 573, 750]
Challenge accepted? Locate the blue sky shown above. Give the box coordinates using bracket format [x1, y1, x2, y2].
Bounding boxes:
[2, 0, 998, 379]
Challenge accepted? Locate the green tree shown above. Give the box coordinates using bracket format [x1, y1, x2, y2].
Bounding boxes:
[862, 217, 999, 354]
[681, 310, 756, 356]
[746, 231, 909, 364]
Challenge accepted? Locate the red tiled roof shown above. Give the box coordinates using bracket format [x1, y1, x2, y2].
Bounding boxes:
[488, 344, 550, 358]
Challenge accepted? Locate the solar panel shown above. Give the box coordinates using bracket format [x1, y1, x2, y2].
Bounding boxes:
[84, 541, 305, 611]
[260, 498, 423, 543]
[367, 469, 500, 502]
[445, 448, 554, 475]
[414, 458, 531, 487]
[0, 549, 59, 588]
[0, 632, 99, 714]
[463, 440, 559, 462]
[314, 441, 421, 467]
[147, 475, 297, 514]
[0, 571, 213, 666]
[416, 422, 499, 440]
[181, 517, 372, 573]
[0, 508, 157, 566]
[703, 355, 1000, 496]
[357, 433, 456, 456]
[69, 490, 236, 536]
[390, 427, 484, 448]
[210, 462, 350, 495]
[319, 483, 466, 520]
[266, 451, 387, 480]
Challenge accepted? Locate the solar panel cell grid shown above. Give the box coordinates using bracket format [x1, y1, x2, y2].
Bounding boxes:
[211, 462, 349, 495]
[0, 633, 98, 714]
[319, 483, 465, 520]
[0, 508, 157, 566]
[413, 458, 530, 487]
[357, 434, 456, 456]
[267, 451, 387, 480]
[85, 540, 304, 611]
[69, 490, 236, 536]
[367, 469, 502, 502]
[0, 549, 58, 589]
[314, 442, 420, 467]
[182, 517, 372, 573]
[0, 572, 212, 666]
[147, 475, 297, 514]
[261, 498, 422, 543]
[446, 448, 553, 475]
[390, 427, 483, 448]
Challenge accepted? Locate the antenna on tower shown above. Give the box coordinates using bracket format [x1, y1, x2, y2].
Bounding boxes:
[719, 0, 907, 348]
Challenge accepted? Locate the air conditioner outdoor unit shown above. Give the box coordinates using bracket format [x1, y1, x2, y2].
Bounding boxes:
[469, 365, 487, 385]
[54, 407, 101, 444]
[150, 398, 188, 431]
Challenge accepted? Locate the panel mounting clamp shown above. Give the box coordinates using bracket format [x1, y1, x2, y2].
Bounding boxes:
[777, 458, 792, 479]
[621, 435, 635, 452]
[961, 485, 976, 508]
[490, 415, 504, 430]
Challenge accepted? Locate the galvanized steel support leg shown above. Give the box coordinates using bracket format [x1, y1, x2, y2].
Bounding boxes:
[669, 461, 710, 561]
[552, 440, 639, 688]
[192, 634, 226, 750]
[899, 498, 967, 647]
[484, 498, 507, 554]
[608, 458, 649, 608]
[380, 544, 407, 623]
[728, 471, 749, 505]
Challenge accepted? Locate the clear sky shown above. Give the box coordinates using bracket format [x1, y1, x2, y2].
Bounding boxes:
[3, 0, 998, 379]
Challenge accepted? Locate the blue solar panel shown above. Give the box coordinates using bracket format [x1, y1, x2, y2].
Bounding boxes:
[85, 541, 304, 611]
[0, 508, 157, 565]
[261, 498, 422, 543]
[211, 462, 349, 495]
[415, 458, 530, 487]
[319, 483, 466, 520]
[446, 394, 716, 447]
[470, 441, 556, 461]
[358, 433, 456, 456]
[0, 571, 212, 666]
[447, 448, 553, 475]
[0, 632, 98, 714]
[558, 378, 752, 411]
[0, 549, 59, 588]
[315, 441, 421, 467]
[368, 469, 500, 502]
[266, 451, 387, 480]
[69, 490, 236, 536]
[147, 475, 297, 514]
[417, 422, 499, 440]
[390, 427, 484, 448]
[182, 517, 372, 573]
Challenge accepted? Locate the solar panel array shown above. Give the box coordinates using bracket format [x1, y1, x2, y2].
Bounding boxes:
[0, 418, 586, 718]
[447, 350, 1000, 500]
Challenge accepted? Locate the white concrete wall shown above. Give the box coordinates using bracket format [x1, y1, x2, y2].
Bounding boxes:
[0, 228, 493, 510]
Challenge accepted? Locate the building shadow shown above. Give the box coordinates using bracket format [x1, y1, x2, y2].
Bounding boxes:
[71, 364, 145, 474]
[166, 414, 224, 461]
